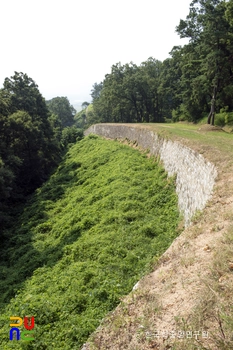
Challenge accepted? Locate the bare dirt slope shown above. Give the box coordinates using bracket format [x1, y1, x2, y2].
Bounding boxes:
[82, 123, 233, 350]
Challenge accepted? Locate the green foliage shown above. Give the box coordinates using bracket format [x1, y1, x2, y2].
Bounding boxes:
[215, 113, 226, 127]
[46, 96, 76, 128]
[92, 59, 165, 124]
[171, 109, 179, 122]
[218, 108, 233, 125]
[3, 72, 48, 121]
[214, 110, 233, 127]
[0, 136, 180, 349]
[176, 0, 233, 124]
[74, 110, 86, 129]
[88, 0, 233, 125]
[48, 113, 63, 142]
[74, 105, 96, 130]
[0, 72, 61, 234]
[81, 101, 90, 109]
[172, 104, 190, 122]
[90, 82, 103, 102]
[61, 127, 84, 147]
[225, 112, 233, 125]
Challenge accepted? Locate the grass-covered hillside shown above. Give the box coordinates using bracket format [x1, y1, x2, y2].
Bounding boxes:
[0, 134, 180, 349]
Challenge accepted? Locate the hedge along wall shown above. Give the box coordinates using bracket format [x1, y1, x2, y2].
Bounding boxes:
[84, 124, 217, 227]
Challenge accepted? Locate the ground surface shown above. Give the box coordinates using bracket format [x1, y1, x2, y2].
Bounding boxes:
[82, 123, 233, 350]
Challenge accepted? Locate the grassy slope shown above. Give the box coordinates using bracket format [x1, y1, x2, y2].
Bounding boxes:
[0, 134, 180, 349]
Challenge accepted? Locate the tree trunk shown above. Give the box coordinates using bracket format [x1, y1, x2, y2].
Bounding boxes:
[207, 86, 217, 125]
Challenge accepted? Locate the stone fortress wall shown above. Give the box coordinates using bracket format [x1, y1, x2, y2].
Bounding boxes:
[85, 124, 217, 227]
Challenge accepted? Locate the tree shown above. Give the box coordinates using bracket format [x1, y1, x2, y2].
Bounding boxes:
[176, 0, 233, 125]
[3, 111, 44, 192]
[92, 60, 165, 124]
[46, 96, 76, 128]
[0, 72, 60, 200]
[81, 101, 90, 109]
[3, 72, 48, 121]
[91, 82, 103, 102]
[61, 127, 83, 147]
[139, 58, 164, 122]
[158, 47, 184, 120]
[225, 0, 233, 26]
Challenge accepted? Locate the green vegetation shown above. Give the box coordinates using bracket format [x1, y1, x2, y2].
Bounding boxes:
[86, 0, 233, 127]
[0, 135, 180, 349]
[3, 1, 233, 347]
[46, 96, 76, 129]
[147, 122, 233, 155]
[74, 104, 95, 130]
[0, 72, 83, 234]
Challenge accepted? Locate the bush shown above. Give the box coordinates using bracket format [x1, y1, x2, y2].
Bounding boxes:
[215, 113, 226, 127]
[225, 112, 233, 125]
[61, 127, 84, 147]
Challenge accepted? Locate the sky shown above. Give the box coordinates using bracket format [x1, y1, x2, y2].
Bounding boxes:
[0, 0, 191, 108]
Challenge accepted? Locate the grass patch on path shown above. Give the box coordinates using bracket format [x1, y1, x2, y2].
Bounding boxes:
[147, 123, 233, 157]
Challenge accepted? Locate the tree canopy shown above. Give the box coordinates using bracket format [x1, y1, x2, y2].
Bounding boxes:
[46, 96, 76, 128]
[89, 0, 233, 125]
[0, 72, 82, 232]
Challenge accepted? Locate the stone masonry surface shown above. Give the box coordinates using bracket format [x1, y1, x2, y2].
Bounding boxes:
[84, 124, 217, 226]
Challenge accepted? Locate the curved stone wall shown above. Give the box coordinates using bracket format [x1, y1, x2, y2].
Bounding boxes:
[85, 124, 217, 226]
